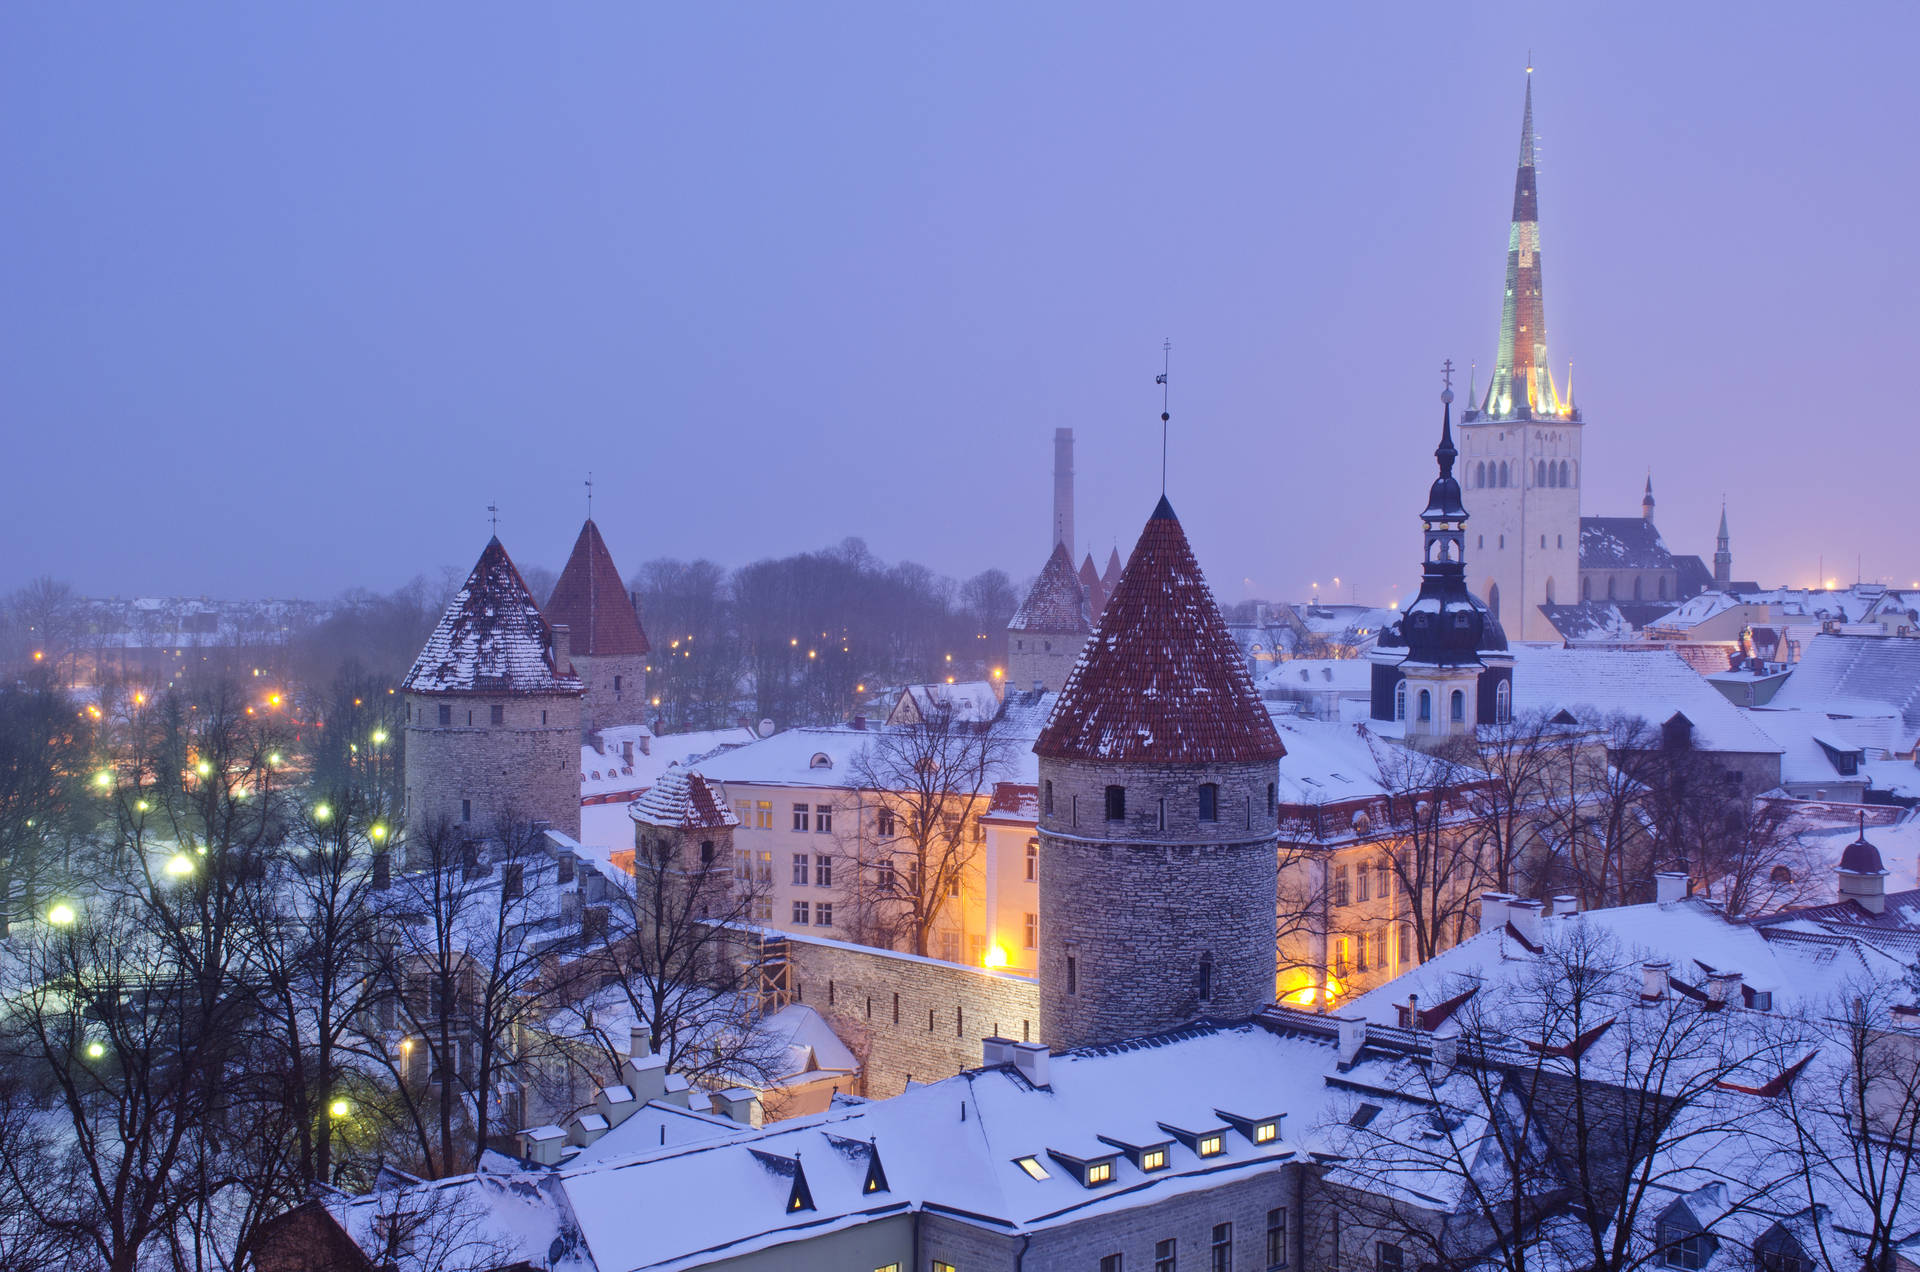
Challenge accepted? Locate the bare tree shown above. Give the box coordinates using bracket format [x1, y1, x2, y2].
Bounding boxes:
[0, 671, 96, 935]
[845, 709, 1013, 958]
[1368, 734, 1490, 961]
[1542, 715, 1659, 911]
[1464, 710, 1565, 896]
[1777, 980, 1920, 1272]
[1323, 924, 1808, 1272]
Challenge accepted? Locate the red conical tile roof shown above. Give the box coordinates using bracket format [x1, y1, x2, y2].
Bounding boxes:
[546, 519, 651, 657]
[1008, 542, 1093, 635]
[1102, 546, 1124, 593]
[1036, 498, 1285, 764]
[403, 538, 583, 695]
[1078, 554, 1107, 620]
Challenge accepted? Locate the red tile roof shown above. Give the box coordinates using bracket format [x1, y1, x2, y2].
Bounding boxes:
[1079, 554, 1107, 619]
[1036, 498, 1286, 764]
[629, 766, 738, 830]
[546, 519, 651, 657]
[1102, 547, 1124, 593]
[402, 537, 583, 696]
[1008, 542, 1093, 635]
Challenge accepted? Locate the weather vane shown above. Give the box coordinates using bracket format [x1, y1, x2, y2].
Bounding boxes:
[487, 502, 499, 534]
[585, 471, 594, 519]
[1156, 338, 1172, 495]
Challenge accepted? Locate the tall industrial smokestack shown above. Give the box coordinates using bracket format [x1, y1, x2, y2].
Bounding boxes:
[1052, 428, 1075, 555]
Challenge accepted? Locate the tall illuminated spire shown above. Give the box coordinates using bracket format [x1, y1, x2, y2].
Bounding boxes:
[1473, 63, 1570, 422]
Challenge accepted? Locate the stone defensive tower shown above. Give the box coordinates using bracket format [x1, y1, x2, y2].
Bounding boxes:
[1006, 541, 1094, 693]
[1458, 65, 1583, 642]
[1033, 497, 1286, 1051]
[545, 518, 651, 734]
[628, 765, 739, 876]
[401, 536, 584, 843]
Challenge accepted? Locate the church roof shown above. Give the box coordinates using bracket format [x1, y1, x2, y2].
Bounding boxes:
[1009, 543, 1094, 635]
[546, 519, 650, 657]
[1580, 517, 1679, 571]
[402, 538, 583, 696]
[629, 766, 737, 831]
[1036, 497, 1285, 765]
[1078, 554, 1107, 619]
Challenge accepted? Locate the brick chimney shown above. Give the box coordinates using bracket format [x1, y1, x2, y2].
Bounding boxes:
[551, 623, 573, 677]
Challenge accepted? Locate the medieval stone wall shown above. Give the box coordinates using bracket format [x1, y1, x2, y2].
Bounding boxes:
[1037, 757, 1280, 1050]
[573, 651, 649, 733]
[781, 932, 1039, 1098]
[403, 690, 582, 840]
[1007, 631, 1086, 695]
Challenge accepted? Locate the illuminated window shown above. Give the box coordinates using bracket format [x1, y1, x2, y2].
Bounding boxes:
[1014, 1156, 1050, 1180]
[1254, 1121, 1277, 1143]
[1141, 1147, 1167, 1171]
[1024, 913, 1037, 949]
[1026, 837, 1037, 880]
[1197, 1134, 1223, 1157]
[755, 801, 773, 829]
[1086, 1160, 1112, 1184]
[755, 851, 772, 883]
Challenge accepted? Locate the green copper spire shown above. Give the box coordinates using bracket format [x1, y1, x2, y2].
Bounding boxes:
[1473, 65, 1573, 424]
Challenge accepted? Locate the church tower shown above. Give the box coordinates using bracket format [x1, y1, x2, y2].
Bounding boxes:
[1034, 497, 1285, 1050]
[1714, 503, 1733, 589]
[1371, 383, 1514, 742]
[1458, 65, 1583, 642]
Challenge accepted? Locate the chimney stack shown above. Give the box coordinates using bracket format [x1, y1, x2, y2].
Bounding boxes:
[1552, 894, 1579, 917]
[1335, 1014, 1368, 1066]
[1706, 970, 1744, 1007]
[1052, 428, 1075, 557]
[1654, 871, 1689, 904]
[1641, 960, 1672, 1002]
[551, 623, 572, 676]
[1010, 1040, 1051, 1088]
[1479, 892, 1516, 934]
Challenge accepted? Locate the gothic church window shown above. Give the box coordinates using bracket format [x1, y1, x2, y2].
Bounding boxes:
[1495, 679, 1512, 724]
[1450, 690, 1465, 722]
[1393, 680, 1406, 721]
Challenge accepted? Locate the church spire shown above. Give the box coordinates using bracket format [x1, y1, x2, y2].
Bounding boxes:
[1473, 65, 1570, 424]
[1714, 501, 1733, 587]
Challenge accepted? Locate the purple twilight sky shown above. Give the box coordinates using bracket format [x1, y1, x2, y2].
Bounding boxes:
[3, 4, 1916, 605]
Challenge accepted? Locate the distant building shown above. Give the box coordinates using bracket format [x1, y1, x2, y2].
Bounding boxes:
[1005, 542, 1092, 693]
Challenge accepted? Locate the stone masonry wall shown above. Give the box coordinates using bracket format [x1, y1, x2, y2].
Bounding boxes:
[782, 932, 1039, 1099]
[1007, 630, 1087, 694]
[574, 651, 649, 733]
[404, 690, 582, 841]
[1038, 757, 1280, 1050]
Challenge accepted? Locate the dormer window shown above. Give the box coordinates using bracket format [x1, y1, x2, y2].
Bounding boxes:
[1253, 1122, 1278, 1143]
[1198, 1134, 1224, 1157]
[809, 753, 833, 770]
[1044, 1149, 1119, 1187]
[1141, 1147, 1166, 1171]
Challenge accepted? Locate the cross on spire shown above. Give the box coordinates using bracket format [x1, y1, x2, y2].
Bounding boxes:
[585, 471, 594, 519]
[1441, 357, 1456, 402]
[487, 502, 500, 535]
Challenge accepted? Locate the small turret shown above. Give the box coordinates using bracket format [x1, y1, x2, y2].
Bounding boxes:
[1838, 813, 1888, 916]
[1643, 473, 1656, 522]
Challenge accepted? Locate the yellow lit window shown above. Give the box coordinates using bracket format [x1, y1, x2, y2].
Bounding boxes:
[1198, 1134, 1224, 1157]
[1015, 1156, 1050, 1180]
[1255, 1122, 1278, 1143]
[1086, 1161, 1112, 1185]
[1141, 1148, 1167, 1171]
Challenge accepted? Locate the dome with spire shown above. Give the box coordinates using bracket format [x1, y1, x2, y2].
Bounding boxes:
[1839, 823, 1887, 878]
[1036, 497, 1284, 765]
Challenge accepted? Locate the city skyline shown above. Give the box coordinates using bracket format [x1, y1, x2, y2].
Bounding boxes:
[3, 4, 1915, 603]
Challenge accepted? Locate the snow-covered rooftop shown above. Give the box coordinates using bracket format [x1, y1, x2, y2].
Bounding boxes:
[402, 537, 583, 697]
[1507, 646, 1783, 755]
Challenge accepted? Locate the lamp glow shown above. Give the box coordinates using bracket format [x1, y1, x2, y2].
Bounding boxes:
[313, 804, 331, 821]
[47, 903, 76, 926]
[165, 854, 194, 877]
[329, 1099, 350, 1118]
[371, 729, 387, 745]
[983, 945, 1010, 969]
[86, 1041, 106, 1059]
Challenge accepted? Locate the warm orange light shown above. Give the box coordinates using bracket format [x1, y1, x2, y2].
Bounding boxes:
[134, 692, 145, 705]
[31, 651, 44, 662]
[268, 693, 281, 707]
[991, 667, 1003, 679]
[982, 945, 1009, 969]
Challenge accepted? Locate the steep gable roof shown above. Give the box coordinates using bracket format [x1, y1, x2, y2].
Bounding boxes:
[1036, 498, 1285, 764]
[545, 518, 651, 658]
[1580, 517, 1677, 571]
[1103, 546, 1124, 592]
[1009, 542, 1093, 636]
[401, 537, 583, 696]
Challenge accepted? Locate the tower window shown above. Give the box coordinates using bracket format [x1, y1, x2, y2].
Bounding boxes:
[1393, 680, 1407, 721]
[613, 674, 622, 691]
[1044, 780, 1054, 816]
[1066, 955, 1078, 996]
[438, 704, 452, 727]
[1557, 533, 1563, 549]
[1451, 689, 1465, 723]
[490, 704, 504, 726]
[1198, 783, 1219, 822]
[1198, 950, 1214, 1002]
[1418, 689, 1432, 722]
[1267, 782, 1276, 815]
[1541, 534, 1547, 549]
[1105, 785, 1126, 822]
[1498, 534, 1505, 549]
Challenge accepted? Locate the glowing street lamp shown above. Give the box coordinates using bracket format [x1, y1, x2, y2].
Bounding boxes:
[329, 1098, 351, 1118]
[312, 804, 332, 822]
[86, 1041, 106, 1060]
[370, 729, 387, 745]
[93, 770, 112, 790]
[370, 824, 388, 842]
[47, 902, 76, 926]
[268, 752, 283, 766]
[196, 762, 213, 778]
[165, 853, 195, 878]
